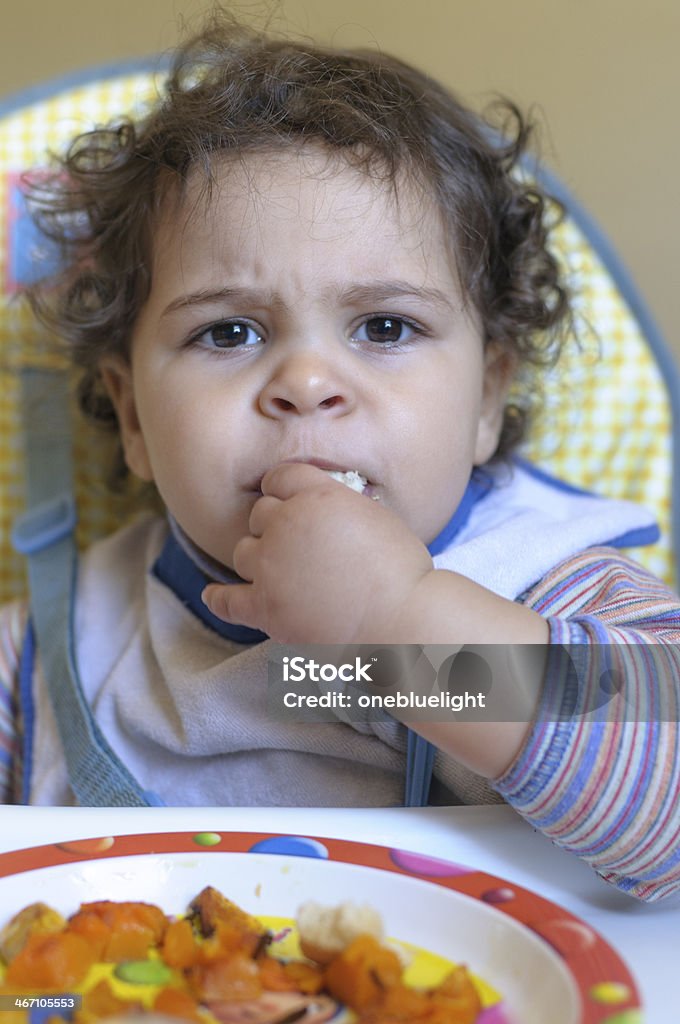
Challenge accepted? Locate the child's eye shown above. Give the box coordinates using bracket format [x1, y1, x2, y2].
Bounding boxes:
[194, 320, 263, 349]
[352, 316, 421, 346]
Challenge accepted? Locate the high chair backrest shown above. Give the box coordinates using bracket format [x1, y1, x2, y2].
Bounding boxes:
[1, 61, 678, 606]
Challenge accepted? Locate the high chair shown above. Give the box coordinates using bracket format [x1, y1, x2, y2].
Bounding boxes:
[1, 60, 678, 806]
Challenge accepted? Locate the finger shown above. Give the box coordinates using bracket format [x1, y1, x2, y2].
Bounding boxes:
[260, 461, 329, 499]
[232, 535, 259, 582]
[202, 582, 258, 628]
[249, 494, 281, 537]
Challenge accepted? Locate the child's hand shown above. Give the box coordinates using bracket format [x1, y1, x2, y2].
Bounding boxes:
[202, 462, 434, 643]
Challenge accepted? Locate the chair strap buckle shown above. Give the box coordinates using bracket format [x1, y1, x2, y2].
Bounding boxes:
[11, 493, 77, 555]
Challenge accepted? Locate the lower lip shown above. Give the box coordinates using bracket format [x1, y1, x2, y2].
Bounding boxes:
[248, 482, 379, 499]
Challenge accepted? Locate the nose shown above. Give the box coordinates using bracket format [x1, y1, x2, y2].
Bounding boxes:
[258, 351, 355, 418]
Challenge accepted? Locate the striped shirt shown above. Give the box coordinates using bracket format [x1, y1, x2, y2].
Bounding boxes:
[497, 547, 680, 902]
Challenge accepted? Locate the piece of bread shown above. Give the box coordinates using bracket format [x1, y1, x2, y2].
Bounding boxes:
[296, 900, 384, 965]
[325, 470, 367, 493]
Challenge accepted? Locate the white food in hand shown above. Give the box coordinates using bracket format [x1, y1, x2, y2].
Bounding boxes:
[326, 469, 367, 493]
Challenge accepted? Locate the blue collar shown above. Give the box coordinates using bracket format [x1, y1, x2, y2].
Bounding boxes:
[152, 470, 492, 641]
[426, 469, 492, 556]
[152, 538, 268, 644]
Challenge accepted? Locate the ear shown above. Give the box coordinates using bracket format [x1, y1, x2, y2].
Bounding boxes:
[99, 356, 154, 482]
[473, 342, 517, 465]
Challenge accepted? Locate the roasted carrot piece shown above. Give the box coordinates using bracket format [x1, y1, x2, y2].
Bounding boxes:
[72, 900, 167, 937]
[65, 911, 110, 960]
[190, 887, 264, 937]
[153, 985, 203, 1022]
[256, 956, 296, 992]
[190, 887, 267, 959]
[69, 901, 167, 961]
[78, 978, 141, 1020]
[0, 904, 66, 962]
[5, 930, 96, 990]
[161, 917, 201, 970]
[199, 921, 260, 961]
[366, 981, 431, 1019]
[428, 964, 482, 1024]
[187, 952, 263, 1002]
[281, 958, 325, 994]
[323, 934, 403, 1012]
[358, 980, 482, 1023]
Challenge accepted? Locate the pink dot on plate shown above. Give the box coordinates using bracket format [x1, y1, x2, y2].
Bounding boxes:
[482, 887, 515, 904]
[477, 1005, 512, 1024]
[389, 849, 471, 877]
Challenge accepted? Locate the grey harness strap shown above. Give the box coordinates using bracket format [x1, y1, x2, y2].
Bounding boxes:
[11, 368, 158, 806]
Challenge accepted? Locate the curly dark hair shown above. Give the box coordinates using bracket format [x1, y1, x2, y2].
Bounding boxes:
[26, 11, 569, 470]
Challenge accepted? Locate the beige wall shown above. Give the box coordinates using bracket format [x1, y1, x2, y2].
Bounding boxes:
[1, 0, 678, 354]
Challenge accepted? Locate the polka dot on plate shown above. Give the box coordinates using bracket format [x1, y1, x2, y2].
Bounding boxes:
[57, 837, 115, 855]
[477, 1003, 512, 1023]
[598, 1011, 642, 1024]
[248, 836, 329, 858]
[530, 917, 596, 957]
[389, 849, 471, 877]
[192, 832, 222, 847]
[481, 887, 516, 904]
[590, 982, 632, 1005]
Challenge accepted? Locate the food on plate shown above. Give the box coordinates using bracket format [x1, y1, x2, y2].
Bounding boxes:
[0, 903, 66, 963]
[296, 900, 383, 965]
[0, 886, 483, 1023]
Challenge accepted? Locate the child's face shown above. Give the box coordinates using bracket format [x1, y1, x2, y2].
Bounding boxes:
[103, 147, 511, 571]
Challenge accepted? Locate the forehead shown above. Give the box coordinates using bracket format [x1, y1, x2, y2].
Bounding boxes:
[152, 146, 457, 284]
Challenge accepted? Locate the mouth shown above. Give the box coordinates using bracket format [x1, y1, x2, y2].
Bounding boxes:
[324, 469, 368, 494]
[247, 459, 374, 495]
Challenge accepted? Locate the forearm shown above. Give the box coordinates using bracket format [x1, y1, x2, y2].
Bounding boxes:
[389, 568, 550, 778]
[396, 567, 549, 645]
[493, 616, 680, 901]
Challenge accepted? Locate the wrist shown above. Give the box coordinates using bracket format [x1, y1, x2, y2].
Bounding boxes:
[392, 567, 549, 645]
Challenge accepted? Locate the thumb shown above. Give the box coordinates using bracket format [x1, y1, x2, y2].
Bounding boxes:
[202, 582, 255, 627]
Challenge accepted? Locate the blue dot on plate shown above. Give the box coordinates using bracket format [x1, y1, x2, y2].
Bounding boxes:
[248, 835, 329, 858]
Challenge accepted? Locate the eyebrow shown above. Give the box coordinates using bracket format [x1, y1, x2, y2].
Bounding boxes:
[340, 281, 459, 313]
[160, 279, 459, 319]
[160, 287, 279, 320]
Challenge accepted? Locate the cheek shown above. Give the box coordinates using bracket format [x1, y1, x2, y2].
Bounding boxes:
[388, 385, 482, 542]
[135, 369, 213, 462]
[407, 373, 483, 462]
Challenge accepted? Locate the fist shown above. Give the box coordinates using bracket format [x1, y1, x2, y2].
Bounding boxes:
[202, 462, 434, 643]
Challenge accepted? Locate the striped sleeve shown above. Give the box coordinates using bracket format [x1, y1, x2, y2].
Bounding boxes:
[0, 600, 26, 804]
[493, 548, 680, 901]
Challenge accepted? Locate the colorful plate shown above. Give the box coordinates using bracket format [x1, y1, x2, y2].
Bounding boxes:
[0, 832, 641, 1024]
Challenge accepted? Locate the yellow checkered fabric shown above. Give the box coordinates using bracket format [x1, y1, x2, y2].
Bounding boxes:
[0, 70, 674, 603]
[521, 215, 674, 585]
[0, 72, 164, 603]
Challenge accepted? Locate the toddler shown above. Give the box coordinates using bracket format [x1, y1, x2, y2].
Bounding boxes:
[1, 14, 678, 902]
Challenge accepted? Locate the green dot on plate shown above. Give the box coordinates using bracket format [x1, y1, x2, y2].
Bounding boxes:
[598, 1010, 643, 1024]
[193, 832, 222, 846]
[114, 960, 173, 985]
